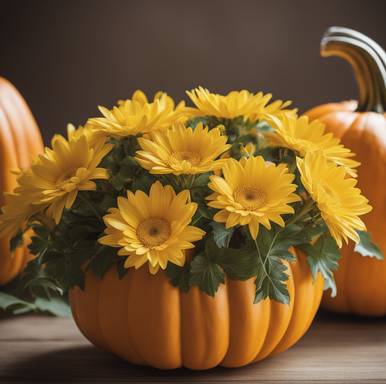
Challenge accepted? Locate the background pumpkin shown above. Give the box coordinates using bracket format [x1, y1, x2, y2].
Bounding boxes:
[306, 27, 386, 316]
[0, 77, 43, 285]
[70, 248, 323, 370]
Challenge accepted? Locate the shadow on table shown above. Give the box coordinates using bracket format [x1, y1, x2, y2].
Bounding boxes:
[317, 308, 386, 323]
[2, 345, 261, 382]
[3, 310, 386, 382]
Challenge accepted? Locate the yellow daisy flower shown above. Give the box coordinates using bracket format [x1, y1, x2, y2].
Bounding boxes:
[296, 151, 371, 248]
[67, 123, 107, 148]
[0, 193, 41, 238]
[186, 86, 295, 122]
[269, 115, 360, 177]
[14, 134, 113, 224]
[135, 122, 231, 175]
[207, 156, 300, 239]
[88, 90, 186, 137]
[99, 181, 205, 274]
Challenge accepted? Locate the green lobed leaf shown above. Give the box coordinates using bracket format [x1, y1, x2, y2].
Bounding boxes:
[10, 230, 24, 252]
[87, 246, 118, 279]
[33, 297, 71, 317]
[251, 224, 310, 304]
[189, 254, 225, 297]
[300, 235, 340, 297]
[165, 262, 191, 292]
[254, 256, 290, 304]
[218, 245, 258, 280]
[0, 292, 35, 314]
[210, 222, 234, 248]
[0, 291, 70, 316]
[354, 230, 384, 260]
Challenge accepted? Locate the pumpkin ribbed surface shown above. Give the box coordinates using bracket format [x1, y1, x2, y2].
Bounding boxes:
[0, 77, 43, 285]
[308, 102, 386, 316]
[70, 249, 323, 369]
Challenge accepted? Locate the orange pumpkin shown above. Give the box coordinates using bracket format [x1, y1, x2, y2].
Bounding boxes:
[0, 77, 44, 285]
[306, 27, 386, 316]
[70, 248, 323, 369]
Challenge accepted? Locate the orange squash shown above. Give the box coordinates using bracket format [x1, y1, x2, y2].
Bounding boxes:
[306, 27, 386, 316]
[0, 77, 44, 285]
[70, 248, 323, 369]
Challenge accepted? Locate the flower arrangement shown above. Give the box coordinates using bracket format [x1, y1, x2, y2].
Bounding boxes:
[0, 87, 381, 305]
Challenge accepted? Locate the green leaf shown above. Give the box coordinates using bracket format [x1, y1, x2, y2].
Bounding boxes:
[88, 246, 117, 279]
[190, 252, 225, 297]
[192, 173, 211, 188]
[197, 205, 212, 220]
[251, 224, 308, 304]
[117, 258, 129, 279]
[258, 225, 308, 261]
[28, 232, 49, 256]
[10, 230, 23, 252]
[210, 222, 234, 248]
[0, 292, 35, 314]
[0, 292, 70, 316]
[218, 246, 258, 280]
[256, 120, 273, 132]
[186, 116, 209, 129]
[254, 256, 290, 304]
[301, 235, 340, 296]
[354, 230, 384, 260]
[34, 297, 71, 317]
[165, 262, 191, 292]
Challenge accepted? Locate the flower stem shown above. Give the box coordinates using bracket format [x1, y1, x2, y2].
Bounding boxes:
[286, 198, 315, 226]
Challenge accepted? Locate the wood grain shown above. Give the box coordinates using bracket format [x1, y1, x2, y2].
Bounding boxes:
[0, 311, 385, 383]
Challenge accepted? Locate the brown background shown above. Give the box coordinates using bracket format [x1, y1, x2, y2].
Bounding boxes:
[0, 0, 385, 143]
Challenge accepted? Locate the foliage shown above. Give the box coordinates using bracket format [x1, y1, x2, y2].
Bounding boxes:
[0, 88, 377, 307]
[354, 230, 384, 260]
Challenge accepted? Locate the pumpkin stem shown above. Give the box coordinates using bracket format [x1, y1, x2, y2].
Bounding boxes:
[321, 26, 386, 113]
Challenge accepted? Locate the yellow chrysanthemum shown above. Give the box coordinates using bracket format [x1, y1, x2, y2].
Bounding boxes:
[135, 122, 231, 175]
[88, 90, 187, 137]
[99, 181, 205, 274]
[14, 134, 112, 224]
[296, 152, 371, 248]
[269, 115, 360, 177]
[0, 193, 41, 238]
[207, 156, 300, 239]
[186, 86, 296, 122]
[67, 123, 107, 148]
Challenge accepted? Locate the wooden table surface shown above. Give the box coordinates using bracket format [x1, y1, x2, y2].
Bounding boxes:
[0, 311, 385, 383]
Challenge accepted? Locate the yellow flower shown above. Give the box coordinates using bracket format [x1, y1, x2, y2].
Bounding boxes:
[67, 123, 107, 148]
[296, 152, 371, 248]
[14, 134, 113, 224]
[135, 122, 231, 175]
[99, 181, 205, 274]
[207, 156, 300, 239]
[269, 115, 359, 177]
[0, 193, 41, 238]
[240, 143, 256, 157]
[186, 86, 296, 122]
[88, 90, 187, 137]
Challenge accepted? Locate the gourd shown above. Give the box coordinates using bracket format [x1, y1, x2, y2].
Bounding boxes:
[70, 248, 323, 369]
[306, 27, 386, 316]
[0, 77, 43, 285]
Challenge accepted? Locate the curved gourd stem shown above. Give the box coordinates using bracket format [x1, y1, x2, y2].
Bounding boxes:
[321, 26, 386, 113]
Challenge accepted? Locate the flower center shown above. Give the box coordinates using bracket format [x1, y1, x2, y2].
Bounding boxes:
[234, 186, 267, 210]
[136, 218, 171, 247]
[174, 151, 201, 166]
